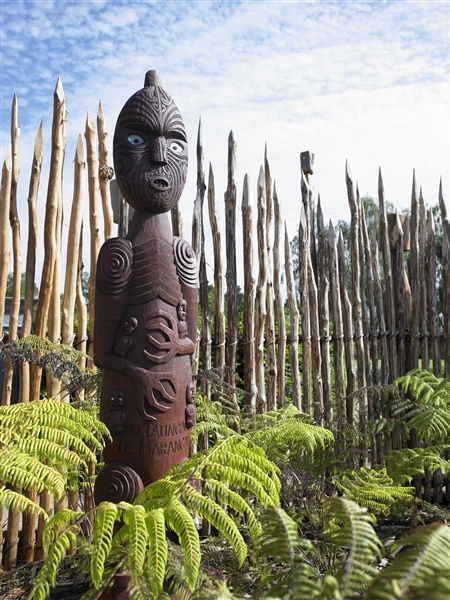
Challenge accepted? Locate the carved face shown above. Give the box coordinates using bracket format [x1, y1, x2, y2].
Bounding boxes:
[123, 317, 138, 335]
[186, 381, 195, 405]
[113, 81, 188, 213]
[110, 390, 125, 410]
[177, 299, 187, 321]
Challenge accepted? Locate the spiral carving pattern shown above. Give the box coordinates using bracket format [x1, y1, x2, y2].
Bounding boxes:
[94, 462, 144, 505]
[173, 237, 198, 287]
[96, 238, 133, 296]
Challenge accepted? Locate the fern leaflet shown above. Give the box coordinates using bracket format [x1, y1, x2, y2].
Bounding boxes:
[145, 508, 168, 598]
[91, 502, 120, 589]
[164, 498, 201, 591]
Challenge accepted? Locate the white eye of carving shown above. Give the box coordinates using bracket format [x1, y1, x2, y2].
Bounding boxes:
[127, 134, 145, 146]
[169, 141, 183, 153]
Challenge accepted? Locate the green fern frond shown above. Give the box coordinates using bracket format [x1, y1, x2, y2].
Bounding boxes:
[244, 406, 334, 466]
[205, 461, 275, 507]
[123, 504, 148, 584]
[256, 507, 321, 599]
[205, 446, 280, 505]
[191, 393, 237, 444]
[18, 334, 90, 363]
[406, 406, 450, 442]
[0, 447, 66, 498]
[202, 477, 262, 540]
[393, 370, 450, 444]
[181, 483, 248, 565]
[91, 502, 120, 589]
[0, 399, 110, 519]
[256, 506, 307, 560]
[164, 498, 201, 592]
[27, 526, 79, 600]
[325, 497, 383, 598]
[0, 485, 48, 520]
[365, 522, 450, 599]
[145, 508, 168, 598]
[385, 447, 450, 483]
[395, 369, 449, 401]
[42, 508, 80, 553]
[136, 477, 180, 508]
[333, 468, 414, 516]
[17, 436, 86, 469]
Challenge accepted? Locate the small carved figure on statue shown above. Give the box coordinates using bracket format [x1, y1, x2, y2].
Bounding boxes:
[177, 299, 188, 339]
[106, 389, 127, 434]
[113, 317, 138, 357]
[185, 381, 196, 429]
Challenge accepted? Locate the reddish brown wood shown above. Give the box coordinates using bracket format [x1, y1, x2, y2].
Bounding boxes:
[94, 71, 197, 504]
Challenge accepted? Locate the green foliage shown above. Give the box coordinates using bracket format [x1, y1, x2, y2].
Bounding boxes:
[365, 522, 450, 599]
[332, 468, 414, 516]
[324, 497, 383, 598]
[255, 506, 321, 599]
[255, 498, 383, 599]
[91, 502, 121, 588]
[28, 436, 281, 600]
[191, 390, 238, 444]
[375, 370, 450, 484]
[255, 498, 450, 600]
[385, 446, 450, 483]
[0, 399, 110, 518]
[243, 405, 334, 466]
[30, 525, 80, 600]
[393, 369, 450, 444]
[6, 272, 38, 297]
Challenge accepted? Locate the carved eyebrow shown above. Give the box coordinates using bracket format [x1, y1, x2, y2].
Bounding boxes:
[166, 130, 187, 143]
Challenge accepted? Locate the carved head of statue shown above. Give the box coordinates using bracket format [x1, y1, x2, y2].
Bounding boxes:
[113, 70, 188, 213]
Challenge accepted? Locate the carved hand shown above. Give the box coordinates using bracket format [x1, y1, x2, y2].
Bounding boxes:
[131, 365, 176, 415]
[144, 309, 195, 364]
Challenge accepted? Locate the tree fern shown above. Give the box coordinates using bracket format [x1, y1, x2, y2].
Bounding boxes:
[0, 485, 48, 520]
[202, 478, 262, 540]
[191, 391, 237, 443]
[0, 400, 110, 520]
[1, 336, 99, 396]
[29, 434, 280, 599]
[393, 369, 450, 444]
[42, 508, 81, 552]
[395, 369, 450, 405]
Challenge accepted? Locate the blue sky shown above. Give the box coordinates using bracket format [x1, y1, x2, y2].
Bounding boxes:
[0, 0, 449, 283]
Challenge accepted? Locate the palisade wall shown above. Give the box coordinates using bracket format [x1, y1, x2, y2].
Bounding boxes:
[0, 79, 449, 568]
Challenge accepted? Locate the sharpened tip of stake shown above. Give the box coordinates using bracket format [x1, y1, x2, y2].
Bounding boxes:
[345, 159, 353, 183]
[242, 174, 251, 207]
[55, 77, 64, 99]
[258, 165, 265, 188]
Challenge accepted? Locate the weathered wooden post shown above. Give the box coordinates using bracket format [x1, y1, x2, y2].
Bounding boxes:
[93, 71, 197, 505]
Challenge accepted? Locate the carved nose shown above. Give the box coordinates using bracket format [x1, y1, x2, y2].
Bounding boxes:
[152, 136, 167, 164]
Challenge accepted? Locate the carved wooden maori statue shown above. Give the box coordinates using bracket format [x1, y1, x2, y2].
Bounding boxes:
[94, 70, 197, 506]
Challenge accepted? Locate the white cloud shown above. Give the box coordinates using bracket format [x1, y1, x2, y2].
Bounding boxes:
[0, 0, 448, 288]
